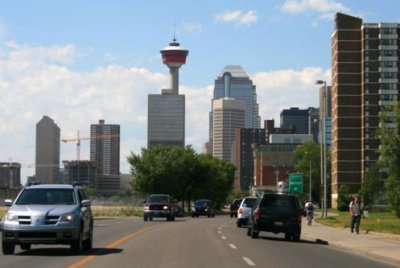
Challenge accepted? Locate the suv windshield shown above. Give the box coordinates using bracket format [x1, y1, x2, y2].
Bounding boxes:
[195, 200, 211, 206]
[15, 189, 75, 205]
[148, 195, 169, 203]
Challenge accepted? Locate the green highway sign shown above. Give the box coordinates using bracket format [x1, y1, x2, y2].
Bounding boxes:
[288, 173, 303, 194]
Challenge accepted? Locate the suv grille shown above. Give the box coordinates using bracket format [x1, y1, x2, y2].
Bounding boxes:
[18, 216, 31, 225]
[17, 215, 60, 225]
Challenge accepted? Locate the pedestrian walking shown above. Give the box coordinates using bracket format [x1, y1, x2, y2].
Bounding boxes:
[349, 196, 363, 234]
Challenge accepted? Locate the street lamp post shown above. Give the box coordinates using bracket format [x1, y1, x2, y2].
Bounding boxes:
[316, 80, 328, 218]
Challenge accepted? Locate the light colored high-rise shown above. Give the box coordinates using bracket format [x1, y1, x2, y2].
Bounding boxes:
[331, 13, 400, 206]
[212, 98, 245, 161]
[209, 65, 260, 153]
[35, 115, 60, 183]
[90, 119, 120, 176]
[148, 38, 188, 148]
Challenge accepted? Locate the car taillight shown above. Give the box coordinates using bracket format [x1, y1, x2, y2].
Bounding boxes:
[238, 208, 243, 214]
[254, 208, 262, 219]
[297, 213, 303, 223]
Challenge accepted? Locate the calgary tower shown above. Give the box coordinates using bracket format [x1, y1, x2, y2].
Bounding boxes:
[160, 37, 189, 94]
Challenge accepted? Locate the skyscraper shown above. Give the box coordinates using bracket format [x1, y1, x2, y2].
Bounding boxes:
[212, 98, 245, 161]
[147, 38, 188, 148]
[36, 116, 60, 183]
[209, 65, 260, 153]
[331, 13, 400, 206]
[90, 119, 120, 176]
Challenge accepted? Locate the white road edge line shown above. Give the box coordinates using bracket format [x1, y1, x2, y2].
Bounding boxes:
[221, 236, 227, 240]
[229, 243, 237, 249]
[218, 231, 222, 234]
[243, 257, 256, 266]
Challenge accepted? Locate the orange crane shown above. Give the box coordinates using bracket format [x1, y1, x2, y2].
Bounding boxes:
[61, 130, 119, 160]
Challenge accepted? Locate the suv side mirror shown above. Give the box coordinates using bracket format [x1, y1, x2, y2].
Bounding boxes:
[4, 199, 13, 206]
[81, 200, 91, 207]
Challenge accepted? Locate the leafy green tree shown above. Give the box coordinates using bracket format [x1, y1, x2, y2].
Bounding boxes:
[360, 162, 385, 206]
[376, 103, 400, 217]
[293, 141, 321, 203]
[127, 145, 235, 211]
[337, 184, 352, 211]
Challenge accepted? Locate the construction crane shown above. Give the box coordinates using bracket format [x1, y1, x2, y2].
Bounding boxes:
[61, 130, 120, 160]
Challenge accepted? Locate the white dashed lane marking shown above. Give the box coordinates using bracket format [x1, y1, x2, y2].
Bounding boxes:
[229, 243, 237, 250]
[243, 257, 256, 266]
[221, 236, 227, 240]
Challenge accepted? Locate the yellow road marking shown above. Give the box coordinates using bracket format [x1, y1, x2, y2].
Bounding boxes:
[68, 225, 158, 268]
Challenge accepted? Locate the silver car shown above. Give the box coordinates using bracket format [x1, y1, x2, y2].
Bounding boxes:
[1, 184, 93, 255]
[237, 197, 257, 227]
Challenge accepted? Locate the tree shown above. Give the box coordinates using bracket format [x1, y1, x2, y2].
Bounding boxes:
[376, 103, 400, 217]
[127, 145, 235, 211]
[337, 184, 352, 211]
[360, 162, 385, 206]
[293, 141, 321, 203]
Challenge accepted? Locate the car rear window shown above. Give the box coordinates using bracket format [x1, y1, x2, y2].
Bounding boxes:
[242, 198, 257, 208]
[16, 189, 75, 205]
[260, 195, 298, 210]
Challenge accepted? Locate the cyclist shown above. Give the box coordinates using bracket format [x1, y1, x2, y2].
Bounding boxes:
[304, 200, 314, 226]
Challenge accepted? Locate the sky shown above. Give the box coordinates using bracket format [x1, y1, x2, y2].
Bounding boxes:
[1, 0, 399, 183]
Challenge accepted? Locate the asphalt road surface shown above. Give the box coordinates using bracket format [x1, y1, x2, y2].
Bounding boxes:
[1, 216, 397, 268]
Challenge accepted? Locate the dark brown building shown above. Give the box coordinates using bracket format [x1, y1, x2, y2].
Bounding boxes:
[331, 13, 400, 207]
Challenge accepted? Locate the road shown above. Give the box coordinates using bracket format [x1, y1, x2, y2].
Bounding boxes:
[0, 216, 397, 268]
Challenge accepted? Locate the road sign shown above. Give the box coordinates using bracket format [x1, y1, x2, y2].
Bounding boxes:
[288, 173, 303, 194]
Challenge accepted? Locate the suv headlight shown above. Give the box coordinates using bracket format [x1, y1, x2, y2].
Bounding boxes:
[5, 213, 18, 222]
[60, 213, 75, 222]
[163, 205, 169, 210]
[144, 205, 150, 211]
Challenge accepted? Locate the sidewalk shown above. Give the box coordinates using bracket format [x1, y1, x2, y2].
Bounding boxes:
[301, 217, 400, 265]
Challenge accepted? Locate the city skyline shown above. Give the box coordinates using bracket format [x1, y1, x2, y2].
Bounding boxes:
[0, 1, 399, 182]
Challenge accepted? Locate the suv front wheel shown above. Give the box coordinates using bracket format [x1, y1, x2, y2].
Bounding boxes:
[71, 228, 83, 254]
[2, 241, 15, 255]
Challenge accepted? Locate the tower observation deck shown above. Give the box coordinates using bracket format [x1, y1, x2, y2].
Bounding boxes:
[160, 38, 189, 94]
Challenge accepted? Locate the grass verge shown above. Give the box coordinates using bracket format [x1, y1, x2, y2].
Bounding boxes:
[316, 209, 400, 235]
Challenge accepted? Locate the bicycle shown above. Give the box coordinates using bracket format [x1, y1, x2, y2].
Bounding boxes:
[306, 211, 313, 226]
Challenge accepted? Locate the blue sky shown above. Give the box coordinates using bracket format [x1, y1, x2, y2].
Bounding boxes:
[1, 0, 399, 181]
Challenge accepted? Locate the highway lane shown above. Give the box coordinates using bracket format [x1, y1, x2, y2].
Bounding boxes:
[1, 216, 397, 268]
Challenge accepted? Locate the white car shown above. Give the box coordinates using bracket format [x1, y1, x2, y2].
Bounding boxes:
[237, 197, 257, 227]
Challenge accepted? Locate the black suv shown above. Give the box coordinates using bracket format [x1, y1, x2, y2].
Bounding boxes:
[230, 199, 242, 218]
[247, 193, 303, 241]
[191, 199, 214, 218]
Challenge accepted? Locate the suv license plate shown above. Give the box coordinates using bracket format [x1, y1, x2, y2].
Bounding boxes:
[274, 221, 283, 226]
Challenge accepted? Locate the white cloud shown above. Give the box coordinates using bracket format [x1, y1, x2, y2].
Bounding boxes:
[251, 67, 330, 125]
[215, 10, 258, 26]
[281, 0, 350, 22]
[182, 22, 204, 35]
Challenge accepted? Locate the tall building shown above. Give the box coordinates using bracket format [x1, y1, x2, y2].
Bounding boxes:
[331, 13, 400, 206]
[280, 107, 319, 136]
[62, 160, 97, 187]
[212, 98, 245, 161]
[209, 65, 260, 153]
[36, 116, 60, 184]
[319, 86, 332, 146]
[148, 38, 188, 148]
[232, 128, 267, 190]
[0, 162, 21, 189]
[90, 119, 120, 175]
